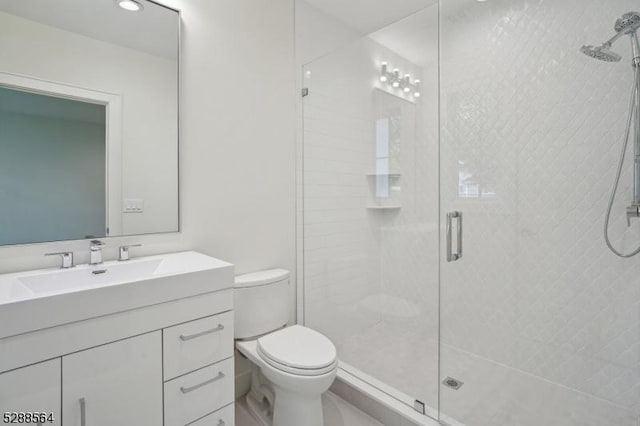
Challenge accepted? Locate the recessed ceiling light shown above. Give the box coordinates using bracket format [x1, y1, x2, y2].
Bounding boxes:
[116, 0, 144, 12]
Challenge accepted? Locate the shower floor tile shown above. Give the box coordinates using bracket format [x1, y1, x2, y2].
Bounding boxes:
[337, 319, 639, 426]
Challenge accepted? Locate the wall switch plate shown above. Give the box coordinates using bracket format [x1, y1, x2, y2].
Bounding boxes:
[123, 198, 144, 213]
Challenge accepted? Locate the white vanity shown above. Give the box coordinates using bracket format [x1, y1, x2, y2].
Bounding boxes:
[0, 251, 235, 426]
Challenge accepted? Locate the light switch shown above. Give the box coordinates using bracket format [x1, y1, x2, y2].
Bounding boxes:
[123, 198, 144, 213]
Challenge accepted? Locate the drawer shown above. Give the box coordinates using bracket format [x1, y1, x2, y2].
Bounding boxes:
[163, 311, 233, 380]
[164, 357, 234, 426]
[189, 403, 234, 426]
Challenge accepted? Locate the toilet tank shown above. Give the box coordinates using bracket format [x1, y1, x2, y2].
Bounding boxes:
[234, 269, 290, 339]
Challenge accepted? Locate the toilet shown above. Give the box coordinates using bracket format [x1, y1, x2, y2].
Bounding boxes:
[234, 269, 338, 426]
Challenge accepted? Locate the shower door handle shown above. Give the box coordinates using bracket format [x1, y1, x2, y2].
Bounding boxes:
[446, 211, 463, 262]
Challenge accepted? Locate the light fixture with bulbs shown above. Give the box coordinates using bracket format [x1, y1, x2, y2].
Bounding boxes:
[379, 62, 421, 99]
[116, 0, 144, 12]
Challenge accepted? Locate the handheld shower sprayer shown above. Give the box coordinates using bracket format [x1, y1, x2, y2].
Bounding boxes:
[581, 12, 640, 257]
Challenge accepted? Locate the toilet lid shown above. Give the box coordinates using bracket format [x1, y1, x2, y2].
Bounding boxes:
[257, 325, 337, 373]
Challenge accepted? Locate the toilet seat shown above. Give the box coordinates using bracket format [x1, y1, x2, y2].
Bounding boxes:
[256, 325, 337, 376]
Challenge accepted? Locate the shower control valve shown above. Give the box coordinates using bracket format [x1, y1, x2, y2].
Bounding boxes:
[626, 204, 640, 226]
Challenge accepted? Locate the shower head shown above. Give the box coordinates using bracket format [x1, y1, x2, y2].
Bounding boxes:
[615, 12, 640, 34]
[580, 44, 622, 62]
[581, 12, 640, 64]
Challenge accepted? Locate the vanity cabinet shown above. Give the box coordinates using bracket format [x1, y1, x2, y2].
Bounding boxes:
[0, 288, 234, 426]
[0, 359, 61, 426]
[62, 332, 162, 426]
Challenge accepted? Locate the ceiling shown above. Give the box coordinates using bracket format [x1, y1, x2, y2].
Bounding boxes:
[369, 6, 439, 67]
[299, 0, 478, 67]
[302, 0, 438, 35]
[0, 0, 178, 59]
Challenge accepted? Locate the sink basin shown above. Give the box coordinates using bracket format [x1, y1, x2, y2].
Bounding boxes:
[0, 251, 233, 340]
[18, 259, 163, 295]
[0, 282, 33, 301]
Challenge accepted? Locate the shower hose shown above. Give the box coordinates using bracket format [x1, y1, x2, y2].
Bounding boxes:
[604, 65, 640, 257]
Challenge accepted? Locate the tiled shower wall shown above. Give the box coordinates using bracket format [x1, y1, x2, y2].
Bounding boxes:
[440, 0, 640, 423]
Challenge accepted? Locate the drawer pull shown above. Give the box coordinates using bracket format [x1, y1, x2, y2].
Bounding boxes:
[180, 372, 225, 394]
[79, 397, 86, 426]
[179, 324, 224, 341]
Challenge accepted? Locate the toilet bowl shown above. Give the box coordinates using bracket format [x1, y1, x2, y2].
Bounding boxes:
[234, 269, 338, 426]
[236, 326, 337, 426]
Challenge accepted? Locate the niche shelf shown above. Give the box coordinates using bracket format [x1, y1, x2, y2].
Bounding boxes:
[367, 172, 401, 211]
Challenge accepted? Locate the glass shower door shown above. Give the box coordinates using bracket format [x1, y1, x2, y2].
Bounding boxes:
[300, 6, 441, 417]
[439, 0, 640, 425]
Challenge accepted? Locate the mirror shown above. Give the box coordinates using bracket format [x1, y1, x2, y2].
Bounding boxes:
[0, 0, 179, 246]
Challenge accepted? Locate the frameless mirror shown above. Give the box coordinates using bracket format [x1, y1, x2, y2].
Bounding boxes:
[0, 0, 179, 245]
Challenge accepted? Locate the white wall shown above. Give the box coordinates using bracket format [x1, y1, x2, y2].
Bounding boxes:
[0, 10, 178, 236]
[0, 0, 296, 399]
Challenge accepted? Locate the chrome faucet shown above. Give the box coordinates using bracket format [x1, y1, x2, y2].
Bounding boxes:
[89, 240, 105, 265]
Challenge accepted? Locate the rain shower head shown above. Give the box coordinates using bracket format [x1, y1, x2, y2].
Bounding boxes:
[580, 44, 622, 62]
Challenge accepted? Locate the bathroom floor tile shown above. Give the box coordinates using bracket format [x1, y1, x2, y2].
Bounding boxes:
[235, 391, 383, 426]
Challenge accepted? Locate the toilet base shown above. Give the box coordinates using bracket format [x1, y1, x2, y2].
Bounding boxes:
[242, 367, 326, 426]
[272, 385, 324, 426]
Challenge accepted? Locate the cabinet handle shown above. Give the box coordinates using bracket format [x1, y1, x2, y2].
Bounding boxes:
[179, 324, 224, 341]
[180, 372, 225, 394]
[79, 397, 86, 426]
[218, 421, 225, 426]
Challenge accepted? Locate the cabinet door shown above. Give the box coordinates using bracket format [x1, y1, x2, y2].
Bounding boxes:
[0, 359, 61, 426]
[62, 331, 162, 426]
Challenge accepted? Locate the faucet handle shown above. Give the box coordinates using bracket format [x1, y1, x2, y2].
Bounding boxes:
[119, 244, 142, 261]
[45, 252, 74, 269]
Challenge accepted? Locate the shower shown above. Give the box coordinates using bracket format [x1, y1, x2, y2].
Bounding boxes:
[582, 12, 640, 257]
